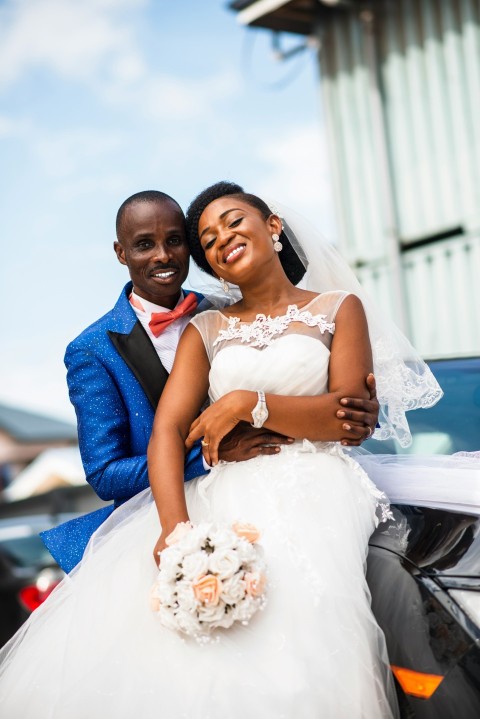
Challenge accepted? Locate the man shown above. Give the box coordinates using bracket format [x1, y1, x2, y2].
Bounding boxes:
[42, 190, 379, 573]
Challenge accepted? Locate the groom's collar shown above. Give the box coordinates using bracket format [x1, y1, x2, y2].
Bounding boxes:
[107, 282, 205, 334]
[106, 282, 205, 409]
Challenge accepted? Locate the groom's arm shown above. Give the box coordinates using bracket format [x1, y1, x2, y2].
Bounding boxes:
[65, 342, 205, 501]
[65, 342, 151, 502]
[336, 373, 379, 445]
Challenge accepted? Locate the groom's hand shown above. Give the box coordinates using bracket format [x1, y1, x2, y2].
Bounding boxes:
[336, 373, 379, 446]
[218, 422, 294, 463]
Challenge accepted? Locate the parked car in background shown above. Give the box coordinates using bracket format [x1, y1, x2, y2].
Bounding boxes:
[0, 484, 106, 647]
[366, 357, 480, 717]
[365, 357, 480, 456]
[0, 513, 64, 647]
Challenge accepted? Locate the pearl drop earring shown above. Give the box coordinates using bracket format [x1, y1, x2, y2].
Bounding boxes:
[272, 233, 283, 252]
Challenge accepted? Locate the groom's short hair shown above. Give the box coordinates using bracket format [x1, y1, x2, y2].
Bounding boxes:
[116, 190, 183, 239]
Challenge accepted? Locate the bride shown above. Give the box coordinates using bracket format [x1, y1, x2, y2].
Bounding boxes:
[0, 181, 443, 718]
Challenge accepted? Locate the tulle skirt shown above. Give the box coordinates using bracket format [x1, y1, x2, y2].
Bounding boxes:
[0, 442, 399, 718]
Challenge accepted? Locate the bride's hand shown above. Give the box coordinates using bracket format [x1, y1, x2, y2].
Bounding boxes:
[186, 390, 254, 466]
[153, 531, 169, 567]
[153, 521, 187, 567]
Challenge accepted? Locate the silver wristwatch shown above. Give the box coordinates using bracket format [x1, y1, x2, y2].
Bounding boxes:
[251, 390, 269, 428]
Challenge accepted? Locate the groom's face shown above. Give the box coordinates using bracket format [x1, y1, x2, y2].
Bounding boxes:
[115, 199, 190, 309]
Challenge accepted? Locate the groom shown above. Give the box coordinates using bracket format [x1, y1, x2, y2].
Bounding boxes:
[42, 190, 380, 573]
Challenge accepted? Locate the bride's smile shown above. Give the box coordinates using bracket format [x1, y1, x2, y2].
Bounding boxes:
[223, 242, 246, 264]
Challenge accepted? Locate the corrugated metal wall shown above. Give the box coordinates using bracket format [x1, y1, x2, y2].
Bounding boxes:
[402, 232, 480, 355]
[357, 231, 480, 356]
[318, 0, 480, 356]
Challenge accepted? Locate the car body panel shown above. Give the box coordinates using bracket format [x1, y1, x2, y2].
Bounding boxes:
[368, 504, 480, 718]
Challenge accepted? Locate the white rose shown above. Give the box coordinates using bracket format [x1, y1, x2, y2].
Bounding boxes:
[162, 544, 184, 562]
[175, 609, 200, 636]
[197, 601, 227, 626]
[232, 596, 257, 623]
[208, 548, 240, 580]
[158, 606, 179, 631]
[155, 579, 177, 606]
[235, 539, 256, 564]
[178, 529, 204, 555]
[209, 527, 237, 551]
[220, 573, 246, 605]
[211, 609, 236, 630]
[160, 545, 184, 572]
[181, 550, 210, 581]
[245, 556, 266, 574]
[158, 565, 177, 583]
[175, 580, 198, 613]
[158, 561, 181, 583]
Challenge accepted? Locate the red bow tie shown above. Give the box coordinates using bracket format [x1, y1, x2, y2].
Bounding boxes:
[148, 293, 198, 337]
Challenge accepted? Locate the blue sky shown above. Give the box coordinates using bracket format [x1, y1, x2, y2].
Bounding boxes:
[0, 0, 335, 420]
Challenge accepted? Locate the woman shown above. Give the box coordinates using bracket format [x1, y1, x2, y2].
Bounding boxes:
[0, 181, 433, 718]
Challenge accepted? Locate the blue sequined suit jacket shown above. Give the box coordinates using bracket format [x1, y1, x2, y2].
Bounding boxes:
[41, 282, 207, 573]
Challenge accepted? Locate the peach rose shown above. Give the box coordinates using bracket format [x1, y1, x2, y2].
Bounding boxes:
[245, 571, 267, 598]
[165, 521, 192, 546]
[192, 574, 222, 606]
[232, 521, 261, 543]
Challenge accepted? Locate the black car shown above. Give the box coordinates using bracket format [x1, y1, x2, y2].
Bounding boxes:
[0, 513, 64, 647]
[0, 484, 106, 647]
[365, 357, 480, 717]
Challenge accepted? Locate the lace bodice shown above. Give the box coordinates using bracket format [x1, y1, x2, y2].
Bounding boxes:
[190, 292, 348, 403]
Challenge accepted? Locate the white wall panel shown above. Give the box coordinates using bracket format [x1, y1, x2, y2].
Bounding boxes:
[317, 0, 480, 356]
[402, 234, 480, 356]
[354, 235, 480, 357]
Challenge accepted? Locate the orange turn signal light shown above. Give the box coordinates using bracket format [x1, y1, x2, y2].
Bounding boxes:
[391, 665, 445, 699]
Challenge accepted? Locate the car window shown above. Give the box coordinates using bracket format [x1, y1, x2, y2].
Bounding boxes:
[365, 358, 480, 455]
[0, 536, 53, 568]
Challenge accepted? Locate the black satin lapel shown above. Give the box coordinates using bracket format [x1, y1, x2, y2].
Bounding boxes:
[108, 323, 168, 409]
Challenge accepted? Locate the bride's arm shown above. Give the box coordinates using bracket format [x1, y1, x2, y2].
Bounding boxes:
[147, 324, 210, 559]
[187, 295, 373, 466]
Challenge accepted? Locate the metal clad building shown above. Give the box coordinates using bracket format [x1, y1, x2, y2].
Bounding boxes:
[231, 0, 480, 357]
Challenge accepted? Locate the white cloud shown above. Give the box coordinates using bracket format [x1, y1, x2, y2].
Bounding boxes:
[104, 68, 241, 123]
[0, 0, 241, 132]
[254, 122, 337, 240]
[53, 173, 128, 202]
[0, 0, 146, 88]
[110, 51, 146, 84]
[0, 113, 32, 138]
[33, 127, 126, 178]
[0, 114, 15, 137]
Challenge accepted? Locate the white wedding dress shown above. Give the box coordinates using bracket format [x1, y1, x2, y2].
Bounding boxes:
[0, 292, 399, 719]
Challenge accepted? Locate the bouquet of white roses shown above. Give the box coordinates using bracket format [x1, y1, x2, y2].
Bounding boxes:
[150, 521, 267, 638]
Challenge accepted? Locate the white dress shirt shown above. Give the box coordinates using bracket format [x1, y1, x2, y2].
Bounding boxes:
[130, 289, 210, 470]
[129, 290, 192, 373]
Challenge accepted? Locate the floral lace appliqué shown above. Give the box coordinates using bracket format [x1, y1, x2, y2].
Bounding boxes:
[213, 305, 335, 349]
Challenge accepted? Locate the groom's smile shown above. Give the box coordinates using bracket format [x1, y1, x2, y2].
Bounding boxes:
[151, 265, 181, 282]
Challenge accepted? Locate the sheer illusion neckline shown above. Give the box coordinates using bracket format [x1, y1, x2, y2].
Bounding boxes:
[216, 293, 322, 324]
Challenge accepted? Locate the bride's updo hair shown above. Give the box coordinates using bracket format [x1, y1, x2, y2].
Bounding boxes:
[185, 181, 305, 285]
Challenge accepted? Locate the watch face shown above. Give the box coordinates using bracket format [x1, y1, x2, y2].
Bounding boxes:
[257, 408, 268, 422]
[252, 403, 269, 427]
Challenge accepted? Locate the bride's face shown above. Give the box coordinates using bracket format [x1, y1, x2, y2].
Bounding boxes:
[197, 197, 282, 284]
